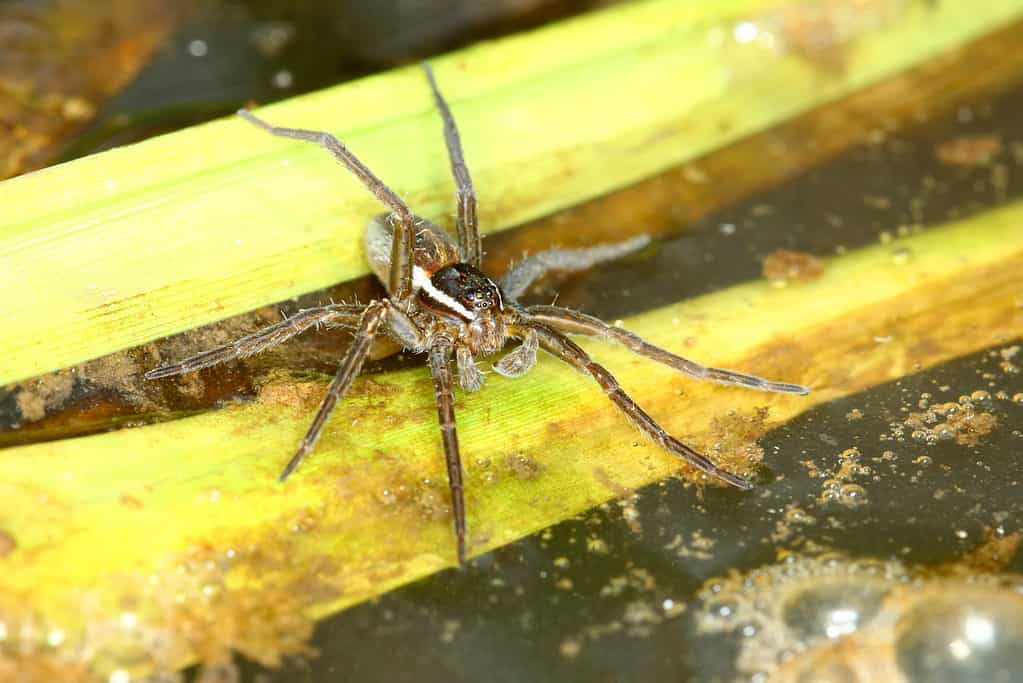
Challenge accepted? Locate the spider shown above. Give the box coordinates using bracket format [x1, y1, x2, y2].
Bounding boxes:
[146, 63, 809, 566]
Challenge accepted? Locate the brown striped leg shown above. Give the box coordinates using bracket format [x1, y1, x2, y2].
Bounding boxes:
[422, 63, 481, 268]
[277, 300, 388, 481]
[145, 304, 365, 379]
[527, 321, 752, 490]
[428, 337, 468, 566]
[527, 305, 809, 395]
[238, 110, 417, 301]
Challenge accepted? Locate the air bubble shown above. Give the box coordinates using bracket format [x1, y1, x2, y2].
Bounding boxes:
[706, 596, 741, 624]
[895, 594, 1023, 683]
[785, 506, 815, 525]
[782, 581, 887, 640]
[839, 484, 868, 507]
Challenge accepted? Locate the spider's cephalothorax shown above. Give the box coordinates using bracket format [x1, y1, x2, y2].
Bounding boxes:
[416, 262, 506, 357]
[146, 64, 809, 567]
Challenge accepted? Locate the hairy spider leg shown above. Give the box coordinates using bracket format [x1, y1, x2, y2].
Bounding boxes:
[144, 304, 364, 379]
[428, 338, 468, 565]
[236, 109, 418, 303]
[492, 326, 539, 378]
[527, 305, 810, 395]
[525, 320, 754, 490]
[499, 235, 651, 300]
[278, 301, 389, 481]
[423, 63, 481, 268]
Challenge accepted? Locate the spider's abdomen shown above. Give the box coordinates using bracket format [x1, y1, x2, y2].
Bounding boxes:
[364, 213, 460, 291]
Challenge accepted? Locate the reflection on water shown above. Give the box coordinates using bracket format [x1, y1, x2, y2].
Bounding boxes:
[697, 547, 1023, 682]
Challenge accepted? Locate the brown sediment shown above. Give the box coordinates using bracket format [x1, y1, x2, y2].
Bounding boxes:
[903, 395, 1001, 447]
[937, 528, 1022, 575]
[694, 406, 771, 482]
[936, 134, 1004, 166]
[0, 529, 15, 557]
[0, 1, 190, 179]
[761, 249, 825, 285]
[593, 466, 633, 498]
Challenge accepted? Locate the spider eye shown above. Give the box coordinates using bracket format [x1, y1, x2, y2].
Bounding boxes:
[471, 291, 491, 309]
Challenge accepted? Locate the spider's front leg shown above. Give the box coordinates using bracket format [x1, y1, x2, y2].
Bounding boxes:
[456, 345, 485, 392]
[423, 63, 481, 268]
[428, 336, 469, 566]
[493, 327, 539, 379]
[237, 109, 418, 302]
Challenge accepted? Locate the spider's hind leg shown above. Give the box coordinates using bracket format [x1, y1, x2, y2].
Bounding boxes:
[499, 235, 651, 301]
[277, 300, 390, 481]
[145, 304, 364, 380]
[526, 305, 809, 395]
[526, 320, 753, 490]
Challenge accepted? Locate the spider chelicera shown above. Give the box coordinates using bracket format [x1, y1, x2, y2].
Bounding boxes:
[146, 63, 809, 566]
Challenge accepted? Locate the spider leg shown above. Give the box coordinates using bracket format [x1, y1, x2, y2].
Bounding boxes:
[493, 327, 539, 379]
[428, 337, 469, 566]
[526, 305, 809, 395]
[525, 321, 752, 490]
[499, 236, 651, 300]
[278, 300, 389, 481]
[145, 304, 364, 379]
[456, 345, 485, 392]
[422, 63, 481, 268]
[384, 304, 429, 352]
[238, 109, 417, 302]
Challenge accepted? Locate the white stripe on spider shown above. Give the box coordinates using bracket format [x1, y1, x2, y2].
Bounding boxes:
[413, 265, 476, 321]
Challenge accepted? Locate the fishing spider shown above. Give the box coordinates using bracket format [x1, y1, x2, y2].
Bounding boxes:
[146, 64, 809, 566]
